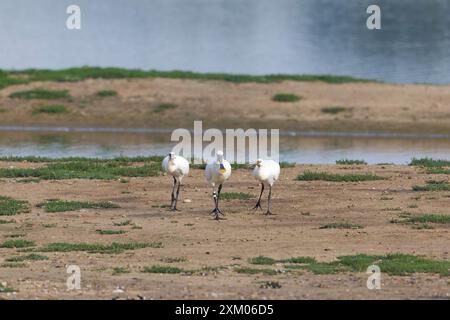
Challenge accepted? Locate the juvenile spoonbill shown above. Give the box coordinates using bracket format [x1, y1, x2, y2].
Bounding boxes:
[162, 152, 189, 211]
[252, 159, 280, 215]
[205, 151, 232, 220]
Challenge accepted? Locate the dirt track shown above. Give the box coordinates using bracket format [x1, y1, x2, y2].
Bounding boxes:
[1, 78, 450, 134]
[0, 163, 449, 299]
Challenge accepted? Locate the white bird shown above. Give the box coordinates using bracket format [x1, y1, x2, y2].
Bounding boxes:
[162, 152, 189, 211]
[252, 159, 280, 215]
[205, 151, 232, 220]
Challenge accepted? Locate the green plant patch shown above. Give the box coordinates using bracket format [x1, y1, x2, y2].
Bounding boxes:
[37, 199, 120, 212]
[0, 196, 30, 216]
[297, 171, 384, 182]
[9, 89, 70, 100]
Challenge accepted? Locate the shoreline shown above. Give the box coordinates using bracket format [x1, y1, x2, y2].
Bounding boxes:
[1, 125, 450, 140]
[1, 72, 450, 135]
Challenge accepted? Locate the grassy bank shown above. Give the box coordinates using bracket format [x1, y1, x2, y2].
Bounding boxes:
[0, 67, 373, 90]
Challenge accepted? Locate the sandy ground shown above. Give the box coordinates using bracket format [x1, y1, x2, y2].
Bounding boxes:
[0, 163, 449, 300]
[1, 78, 450, 134]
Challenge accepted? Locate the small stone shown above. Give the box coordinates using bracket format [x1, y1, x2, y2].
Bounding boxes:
[183, 199, 192, 203]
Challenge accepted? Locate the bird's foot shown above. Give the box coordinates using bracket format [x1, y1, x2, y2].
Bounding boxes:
[264, 210, 274, 215]
[170, 207, 180, 212]
[252, 202, 263, 210]
[210, 207, 225, 217]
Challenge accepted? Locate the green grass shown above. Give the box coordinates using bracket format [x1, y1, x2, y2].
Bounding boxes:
[272, 93, 301, 102]
[143, 265, 185, 274]
[160, 257, 187, 263]
[0, 160, 161, 180]
[112, 267, 130, 275]
[153, 103, 177, 113]
[297, 171, 384, 182]
[0, 239, 36, 248]
[40, 242, 161, 254]
[410, 158, 450, 168]
[235, 267, 279, 275]
[336, 159, 367, 165]
[113, 220, 132, 226]
[32, 104, 68, 114]
[0, 219, 15, 224]
[0, 263, 26, 268]
[249, 256, 277, 265]
[407, 214, 450, 224]
[426, 168, 450, 174]
[412, 181, 450, 192]
[9, 89, 70, 100]
[96, 90, 117, 97]
[249, 256, 316, 265]
[37, 199, 120, 212]
[5, 254, 49, 262]
[0, 283, 15, 293]
[221, 192, 254, 200]
[279, 162, 296, 168]
[0, 196, 30, 216]
[0, 68, 372, 88]
[0, 155, 164, 163]
[96, 229, 126, 235]
[298, 253, 450, 276]
[319, 223, 364, 230]
[321, 106, 348, 114]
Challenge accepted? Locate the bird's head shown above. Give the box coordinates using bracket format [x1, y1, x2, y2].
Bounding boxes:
[219, 162, 226, 174]
[216, 150, 224, 162]
[256, 159, 263, 167]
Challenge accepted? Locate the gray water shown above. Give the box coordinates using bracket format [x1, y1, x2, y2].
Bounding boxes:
[0, 129, 449, 164]
[1, 0, 450, 83]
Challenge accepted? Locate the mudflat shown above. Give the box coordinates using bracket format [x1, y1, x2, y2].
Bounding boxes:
[0, 161, 449, 299]
[1, 78, 450, 134]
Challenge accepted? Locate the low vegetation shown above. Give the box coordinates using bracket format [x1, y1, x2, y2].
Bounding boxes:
[319, 223, 364, 230]
[297, 171, 384, 182]
[40, 242, 162, 254]
[37, 199, 120, 212]
[96, 90, 117, 97]
[0, 159, 161, 180]
[321, 106, 348, 114]
[32, 104, 68, 114]
[249, 256, 316, 265]
[235, 267, 279, 275]
[5, 254, 48, 262]
[153, 103, 177, 113]
[143, 265, 186, 274]
[9, 89, 70, 100]
[221, 192, 254, 200]
[272, 93, 301, 102]
[410, 158, 450, 168]
[407, 214, 450, 225]
[336, 159, 367, 165]
[0, 239, 36, 248]
[0, 283, 15, 293]
[0, 68, 371, 90]
[412, 181, 450, 192]
[112, 267, 130, 275]
[96, 229, 126, 235]
[0, 196, 30, 216]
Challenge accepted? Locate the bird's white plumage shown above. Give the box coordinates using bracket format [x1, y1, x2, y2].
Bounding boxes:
[162, 154, 189, 179]
[205, 151, 231, 187]
[253, 159, 280, 186]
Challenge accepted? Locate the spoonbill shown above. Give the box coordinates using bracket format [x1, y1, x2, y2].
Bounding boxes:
[252, 159, 280, 215]
[162, 152, 189, 211]
[205, 151, 232, 220]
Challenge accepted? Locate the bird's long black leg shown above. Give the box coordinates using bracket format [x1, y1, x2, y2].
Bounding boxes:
[170, 176, 176, 210]
[265, 185, 273, 215]
[216, 184, 224, 216]
[172, 180, 181, 211]
[252, 183, 264, 210]
[211, 185, 224, 220]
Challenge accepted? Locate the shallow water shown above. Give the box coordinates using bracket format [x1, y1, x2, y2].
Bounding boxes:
[0, 129, 449, 164]
[1, 0, 450, 84]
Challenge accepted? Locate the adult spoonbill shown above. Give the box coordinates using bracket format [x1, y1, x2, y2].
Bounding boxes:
[162, 152, 189, 211]
[252, 159, 280, 215]
[205, 151, 232, 220]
